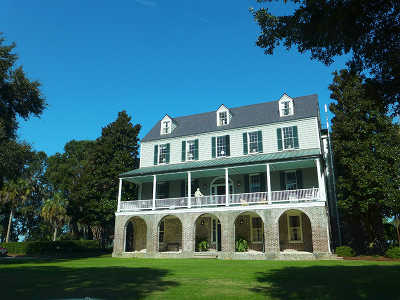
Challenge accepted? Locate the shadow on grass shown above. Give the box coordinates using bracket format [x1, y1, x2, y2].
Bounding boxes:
[0, 252, 111, 265]
[0, 265, 178, 300]
[251, 265, 400, 300]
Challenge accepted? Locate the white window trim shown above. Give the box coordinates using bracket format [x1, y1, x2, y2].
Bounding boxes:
[216, 136, 227, 157]
[247, 131, 260, 154]
[158, 144, 168, 165]
[160, 115, 173, 135]
[216, 105, 230, 126]
[280, 126, 296, 150]
[218, 111, 228, 126]
[250, 216, 263, 244]
[279, 94, 294, 117]
[287, 212, 303, 243]
[186, 140, 196, 161]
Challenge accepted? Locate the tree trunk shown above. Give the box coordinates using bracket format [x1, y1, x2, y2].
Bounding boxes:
[53, 227, 57, 241]
[396, 224, 400, 246]
[6, 209, 13, 243]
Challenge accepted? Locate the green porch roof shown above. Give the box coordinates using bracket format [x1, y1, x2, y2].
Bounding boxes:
[120, 148, 321, 178]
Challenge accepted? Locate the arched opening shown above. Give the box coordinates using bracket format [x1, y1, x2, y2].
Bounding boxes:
[195, 213, 221, 252]
[158, 215, 182, 252]
[234, 212, 264, 253]
[278, 209, 313, 252]
[125, 216, 147, 253]
[210, 176, 234, 195]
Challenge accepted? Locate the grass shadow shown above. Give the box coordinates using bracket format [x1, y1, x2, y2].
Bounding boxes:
[0, 252, 112, 265]
[0, 265, 178, 300]
[251, 265, 400, 300]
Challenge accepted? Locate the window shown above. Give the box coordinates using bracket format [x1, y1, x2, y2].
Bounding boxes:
[162, 121, 171, 134]
[217, 136, 227, 157]
[159, 220, 165, 243]
[159, 144, 168, 164]
[282, 101, 291, 116]
[219, 111, 228, 126]
[212, 219, 217, 243]
[249, 174, 261, 192]
[187, 140, 196, 161]
[248, 131, 259, 153]
[287, 213, 302, 242]
[285, 171, 297, 190]
[251, 217, 263, 243]
[157, 182, 169, 199]
[283, 127, 295, 149]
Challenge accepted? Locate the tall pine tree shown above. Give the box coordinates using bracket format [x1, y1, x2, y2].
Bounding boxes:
[330, 69, 400, 254]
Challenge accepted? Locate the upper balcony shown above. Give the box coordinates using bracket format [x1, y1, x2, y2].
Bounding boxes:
[119, 188, 321, 212]
[117, 152, 327, 214]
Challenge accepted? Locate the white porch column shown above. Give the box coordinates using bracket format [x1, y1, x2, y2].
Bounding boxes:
[187, 171, 192, 208]
[117, 178, 122, 212]
[315, 158, 326, 201]
[266, 163, 272, 205]
[225, 168, 229, 206]
[138, 183, 142, 200]
[152, 175, 157, 210]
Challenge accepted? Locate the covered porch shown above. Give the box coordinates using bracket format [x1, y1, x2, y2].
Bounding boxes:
[117, 155, 327, 212]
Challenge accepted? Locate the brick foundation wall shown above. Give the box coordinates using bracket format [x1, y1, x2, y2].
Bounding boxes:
[113, 204, 330, 258]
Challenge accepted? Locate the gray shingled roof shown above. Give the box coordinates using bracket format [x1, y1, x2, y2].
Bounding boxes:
[142, 94, 319, 142]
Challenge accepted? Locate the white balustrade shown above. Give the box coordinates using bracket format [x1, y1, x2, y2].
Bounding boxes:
[118, 188, 321, 212]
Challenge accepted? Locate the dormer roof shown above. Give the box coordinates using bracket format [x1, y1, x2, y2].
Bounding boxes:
[143, 94, 318, 142]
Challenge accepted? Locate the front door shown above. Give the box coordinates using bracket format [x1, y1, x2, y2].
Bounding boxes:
[217, 222, 222, 251]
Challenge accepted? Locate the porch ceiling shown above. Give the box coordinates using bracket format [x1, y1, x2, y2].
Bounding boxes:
[121, 148, 321, 182]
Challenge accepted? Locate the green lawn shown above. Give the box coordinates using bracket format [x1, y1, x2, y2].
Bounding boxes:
[1, 255, 399, 300]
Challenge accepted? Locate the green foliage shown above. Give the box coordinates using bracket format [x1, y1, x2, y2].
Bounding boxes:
[235, 238, 249, 252]
[0, 34, 46, 141]
[41, 193, 70, 241]
[252, 1, 400, 113]
[197, 240, 209, 252]
[329, 70, 400, 253]
[385, 247, 400, 259]
[1, 240, 101, 255]
[335, 246, 356, 257]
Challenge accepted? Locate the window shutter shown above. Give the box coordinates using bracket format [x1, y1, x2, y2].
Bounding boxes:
[257, 130, 263, 153]
[166, 143, 170, 163]
[225, 135, 230, 156]
[243, 132, 248, 155]
[154, 145, 158, 165]
[181, 141, 186, 162]
[244, 174, 249, 193]
[180, 180, 186, 197]
[260, 173, 266, 192]
[293, 126, 299, 149]
[280, 172, 286, 190]
[277, 128, 283, 151]
[194, 139, 199, 160]
[296, 170, 303, 189]
[211, 137, 216, 158]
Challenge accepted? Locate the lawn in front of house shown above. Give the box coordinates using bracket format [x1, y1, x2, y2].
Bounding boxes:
[1, 255, 399, 300]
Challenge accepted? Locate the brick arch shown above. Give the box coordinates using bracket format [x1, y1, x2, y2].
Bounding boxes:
[157, 214, 183, 252]
[277, 209, 313, 252]
[234, 211, 265, 252]
[124, 216, 148, 253]
[194, 213, 222, 252]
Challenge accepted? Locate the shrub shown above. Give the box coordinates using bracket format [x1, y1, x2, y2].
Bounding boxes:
[235, 238, 248, 252]
[197, 240, 209, 252]
[0, 240, 101, 256]
[385, 247, 400, 259]
[335, 246, 356, 257]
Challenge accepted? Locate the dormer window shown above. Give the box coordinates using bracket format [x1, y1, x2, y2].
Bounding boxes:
[162, 121, 171, 134]
[216, 104, 230, 126]
[219, 112, 228, 126]
[279, 94, 294, 117]
[160, 115, 174, 135]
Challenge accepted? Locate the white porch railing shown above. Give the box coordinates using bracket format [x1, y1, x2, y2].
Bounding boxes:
[119, 188, 321, 212]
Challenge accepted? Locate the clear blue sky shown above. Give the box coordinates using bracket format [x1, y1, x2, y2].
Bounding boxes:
[2, 0, 348, 156]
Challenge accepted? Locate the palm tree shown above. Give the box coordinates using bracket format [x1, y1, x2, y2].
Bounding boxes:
[41, 193, 70, 241]
[0, 179, 31, 242]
